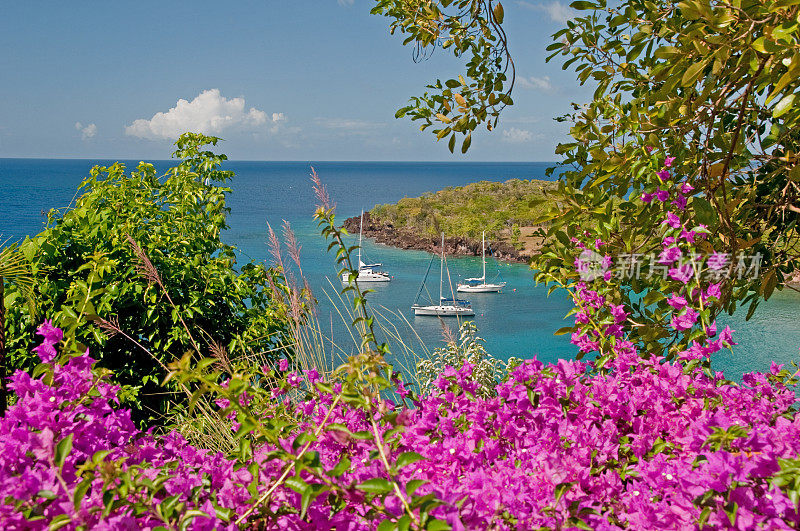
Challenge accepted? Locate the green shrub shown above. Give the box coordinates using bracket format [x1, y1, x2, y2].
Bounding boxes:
[3, 133, 293, 422]
[415, 321, 520, 398]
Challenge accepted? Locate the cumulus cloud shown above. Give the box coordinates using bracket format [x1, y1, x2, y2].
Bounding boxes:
[518, 75, 553, 91]
[269, 112, 288, 134]
[75, 122, 97, 140]
[517, 1, 573, 24]
[125, 89, 282, 140]
[502, 127, 535, 143]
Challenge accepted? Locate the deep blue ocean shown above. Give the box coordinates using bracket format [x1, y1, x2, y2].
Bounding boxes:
[1, 158, 799, 380]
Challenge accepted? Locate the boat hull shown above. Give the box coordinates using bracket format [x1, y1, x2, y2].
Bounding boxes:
[341, 270, 392, 283]
[412, 304, 475, 317]
[456, 282, 506, 293]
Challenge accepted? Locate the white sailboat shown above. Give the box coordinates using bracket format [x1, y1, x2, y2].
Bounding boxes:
[412, 233, 475, 317]
[341, 211, 391, 284]
[457, 231, 507, 293]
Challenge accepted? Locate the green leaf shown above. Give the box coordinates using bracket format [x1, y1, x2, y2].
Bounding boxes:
[425, 519, 452, 531]
[55, 434, 74, 468]
[692, 197, 716, 226]
[357, 477, 394, 494]
[48, 514, 72, 531]
[396, 452, 426, 469]
[300, 484, 327, 519]
[327, 456, 351, 477]
[554, 481, 574, 504]
[285, 475, 309, 494]
[461, 133, 472, 154]
[73, 478, 92, 511]
[570, 0, 596, 9]
[642, 291, 665, 306]
[773, 93, 796, 118]
[681, 61, 707, 87]
[406, 479, 427, 496]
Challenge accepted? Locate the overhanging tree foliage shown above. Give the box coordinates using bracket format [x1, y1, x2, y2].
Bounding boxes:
[377, 0, 800, 354]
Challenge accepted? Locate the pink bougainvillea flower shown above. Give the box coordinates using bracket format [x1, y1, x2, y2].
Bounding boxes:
[671, 307, 699, 330]
[719, 325, 736, 347]
[706, 283, 722, 300]
[659, 246, 683, 264]
[609, 303, 628, 323]
[667, 293, 688, 310]
[672, 194, 687, 211]
[663, 211, 681, 229]
[664, 156, 676, 167]
[669, 263, 693, 283]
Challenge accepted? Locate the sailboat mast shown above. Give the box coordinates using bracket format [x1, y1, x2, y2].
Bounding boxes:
[439, 232, 444, 303]
[358, 210, 363, 267]
[482, 231, 486, 281]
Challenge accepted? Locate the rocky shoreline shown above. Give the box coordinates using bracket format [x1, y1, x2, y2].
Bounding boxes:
[342, 212, 535, 263]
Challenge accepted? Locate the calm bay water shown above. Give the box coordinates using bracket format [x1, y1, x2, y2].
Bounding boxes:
[1, 158, 798, 379]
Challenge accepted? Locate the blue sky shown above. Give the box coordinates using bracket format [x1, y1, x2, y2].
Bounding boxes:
[0, 1, 592, 161]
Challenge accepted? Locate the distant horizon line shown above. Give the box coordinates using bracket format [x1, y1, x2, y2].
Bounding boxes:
[0, 157, 558, 164]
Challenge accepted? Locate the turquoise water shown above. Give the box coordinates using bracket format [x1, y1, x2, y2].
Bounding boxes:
[1, 158, 798, 379]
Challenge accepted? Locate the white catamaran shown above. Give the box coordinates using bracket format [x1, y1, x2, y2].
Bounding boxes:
[457, 231, 507, 293]
[412, 233, 475, 317]
[341, 211, 391, 284]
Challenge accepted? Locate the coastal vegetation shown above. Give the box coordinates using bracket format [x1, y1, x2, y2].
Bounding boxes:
[370, 178, 555, 245]
[2, 0, 800, 529]
[1, 134, 296, 423]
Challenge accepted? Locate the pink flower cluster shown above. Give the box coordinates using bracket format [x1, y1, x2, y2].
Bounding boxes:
[3, 320, 800, 529]
[570, 281, 629, 354]
[0, 321, 247, 530]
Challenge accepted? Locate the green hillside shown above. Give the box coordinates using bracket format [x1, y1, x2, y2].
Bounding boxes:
[370, 179, 556, 240]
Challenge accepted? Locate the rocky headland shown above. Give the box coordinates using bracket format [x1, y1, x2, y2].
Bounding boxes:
[342, 211, 539, 263]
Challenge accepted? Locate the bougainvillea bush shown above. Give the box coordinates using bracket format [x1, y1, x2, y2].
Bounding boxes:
[2, 319, 800, 529]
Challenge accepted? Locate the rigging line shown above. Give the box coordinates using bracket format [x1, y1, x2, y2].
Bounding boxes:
[445, 253, 457, 301]
[413, 253, 436, 306]
[487, 243, 505, 282]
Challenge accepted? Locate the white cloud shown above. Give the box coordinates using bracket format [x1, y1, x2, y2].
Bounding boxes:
[502, 127, 534, 143]
[337, 0, 354, 5]
[75, 122, 97, 140]
[517, 1, 573, 24]
[125, 89, 282, 140]
[518, 75, 553, 91]
[269, 112, 287, 134]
